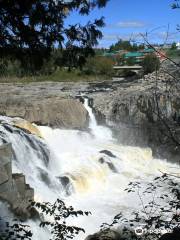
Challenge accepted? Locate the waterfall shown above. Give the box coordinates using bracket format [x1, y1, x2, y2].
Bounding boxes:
[83, 98, 97, 128]
[83, 97, 113, 141]
[0, 102, 179, 239]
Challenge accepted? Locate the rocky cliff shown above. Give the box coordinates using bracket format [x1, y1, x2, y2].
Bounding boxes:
[88, 68, 180, 162]
[0, 143, 34, 219]
[0, 82, 89, 129]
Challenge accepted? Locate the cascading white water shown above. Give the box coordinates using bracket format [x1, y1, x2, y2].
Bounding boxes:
[83, 97, 113, 141]
[0, 100, 179, 239]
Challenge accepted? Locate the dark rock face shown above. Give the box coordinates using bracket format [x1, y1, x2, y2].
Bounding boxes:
[89, 69, 180, 162]
[99, 150, 116, 158]
[58, 176, 72, 195]
[98, 157, 118, 173]
[0, 143, 34, 220]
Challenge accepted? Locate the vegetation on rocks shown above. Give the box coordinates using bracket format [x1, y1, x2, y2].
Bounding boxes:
[142, 54, 160, 74]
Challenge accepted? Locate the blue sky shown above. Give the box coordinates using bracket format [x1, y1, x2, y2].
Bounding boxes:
[66, 0, 180, 47]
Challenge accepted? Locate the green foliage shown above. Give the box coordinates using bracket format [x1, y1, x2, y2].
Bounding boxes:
[172, 0, 180, 9]
[142, 54, 160, 74]
[0, 69, 110, 83]
[109, 39, 145, 52]
[95, 48, 107, 55]
[59, 46, 95, 71]
[166, 49, 180, 58]
[110, 40, 132, 52]
[0, 47, 93, 78]
[31, 199, 91, 240]
[0, 58, 22, 77]
[171, 42, 178, 50]
[84, 56, 114, 76]
[0, 0, 108, 72]
[101, 174, 180, 240]
[0, 199, 91, 240]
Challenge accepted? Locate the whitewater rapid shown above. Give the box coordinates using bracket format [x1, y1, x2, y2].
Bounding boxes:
[0, 98, 179, 239]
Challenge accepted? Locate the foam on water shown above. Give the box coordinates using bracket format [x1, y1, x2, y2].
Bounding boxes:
[0, 100, 179, 239]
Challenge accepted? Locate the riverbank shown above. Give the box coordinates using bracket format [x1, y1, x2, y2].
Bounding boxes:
[0, 69, 111, 83]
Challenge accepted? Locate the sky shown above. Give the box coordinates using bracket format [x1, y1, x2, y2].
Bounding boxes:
[66, 0, 180, 48]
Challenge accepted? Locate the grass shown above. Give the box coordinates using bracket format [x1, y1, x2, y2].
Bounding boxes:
[0, 69, 110, 83]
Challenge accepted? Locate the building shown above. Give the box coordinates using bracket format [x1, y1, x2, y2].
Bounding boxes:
[142, 48, 155, 54]
[176, 42, 180, 49]
[124, 52, 144, 63]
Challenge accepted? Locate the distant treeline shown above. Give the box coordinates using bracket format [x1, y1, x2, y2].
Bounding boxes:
[0, 48, 115, 80]
[109, 39, 145, 52]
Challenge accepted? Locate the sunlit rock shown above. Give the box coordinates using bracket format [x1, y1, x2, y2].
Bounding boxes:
[12, 119, 42, 138]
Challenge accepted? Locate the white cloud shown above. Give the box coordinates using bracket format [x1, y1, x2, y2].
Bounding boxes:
[102, 33, 142, 42]
[116, 21, 146, 28]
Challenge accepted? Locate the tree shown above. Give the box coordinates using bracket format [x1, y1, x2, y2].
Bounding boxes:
[0, 219, 32, 240]
[109, 39, 145, 52]
[142, 53, 160, 74]
[0, 0, 108, 72]
[84, 56, 114, 76]
[59, 46, 94, 71]
[31, 199, 91, 240]
[0, 199, 91, 240]
[172, 0, 180, 9]
[100, 174, 180, 240]
[109, 39, 132, 52]
[171, 42, 177, 50]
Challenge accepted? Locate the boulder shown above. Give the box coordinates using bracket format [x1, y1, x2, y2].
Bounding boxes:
[85, 230, 121, 240]
[12, 119, 42, 138]
[0, 82, 89, 129]
[0, 98, 88, 129]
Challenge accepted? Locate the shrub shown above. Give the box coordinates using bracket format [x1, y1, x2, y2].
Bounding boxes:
[84, 56, 114, 76]
[0, 218, 32, 240]
[31, 199, 90, 240]
[142, 53, 160, 74]
[101, 174, 180, 240]
[0, 199, 91, 240]
[0, 58, 22, 77]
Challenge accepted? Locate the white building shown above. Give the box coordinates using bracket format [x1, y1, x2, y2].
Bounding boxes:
[176, 42, 180, 49]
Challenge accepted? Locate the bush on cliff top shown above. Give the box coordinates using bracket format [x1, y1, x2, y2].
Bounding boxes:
[142, 53, 160, 74]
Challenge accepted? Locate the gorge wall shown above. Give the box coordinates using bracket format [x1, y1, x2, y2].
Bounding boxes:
[89, 69, 180, 162]
[0, 143, 34, 219]
[0, 83, 89, 129]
